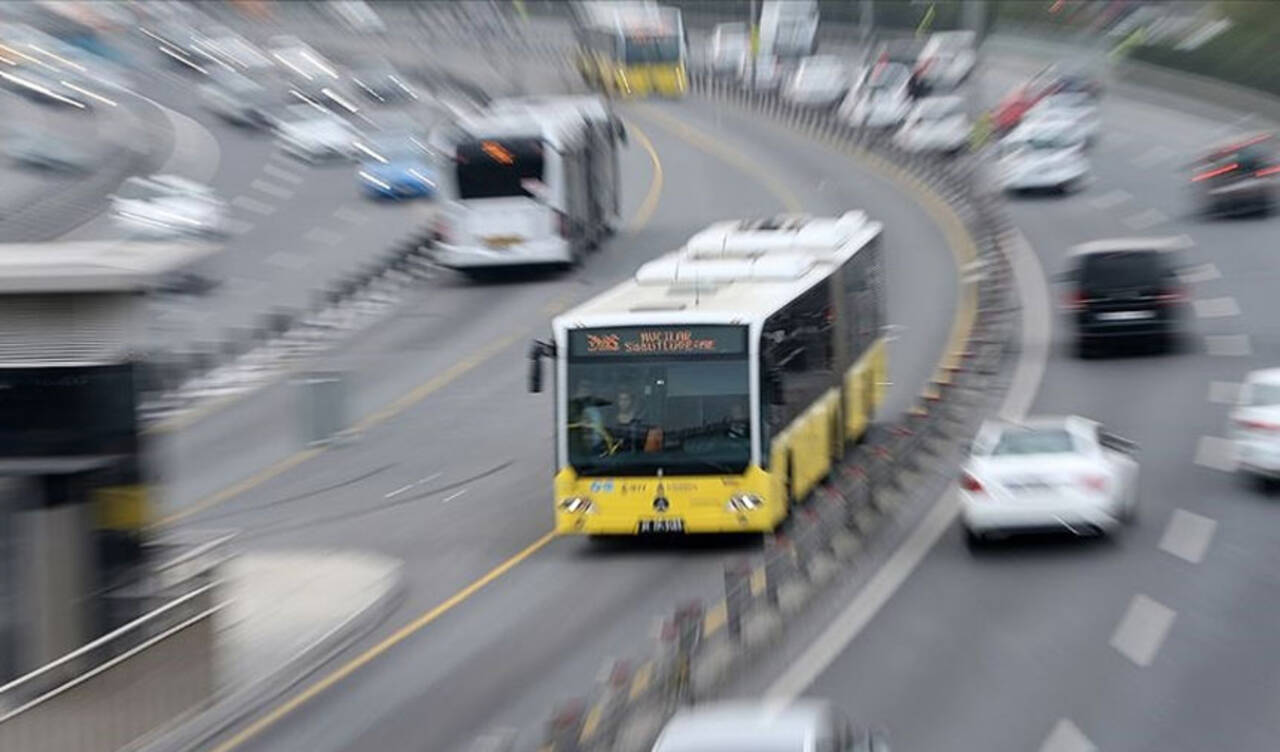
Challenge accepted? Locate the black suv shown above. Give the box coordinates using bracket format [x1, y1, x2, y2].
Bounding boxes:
[1060, 239, 1188, 356]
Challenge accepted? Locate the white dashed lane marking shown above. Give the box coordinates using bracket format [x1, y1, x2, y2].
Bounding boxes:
[1179, 262, 1221, 285]
[262, 163, 304, 185]
[333, 206, 369, 225]
[1123, 208, 1168, 230]
[232, 195, 277, 216]
[1111, 594, 1176, 667]
[1159, 509, 1218, 564]
[264, 252, 308, 270]
[304, 227, 343, 246]
[1208, 380, 1241, 404]
[1206, 334, 1251, 356]
[1193, 297, 1241, 318]
[1194, 436, 1236, 472]
[1131, 144, 1174, 169]
[250, 179, 296, 200]
[223, 217, 255, 236]
[1039, 719, 1097, 752]
[1088, 189, 1132, 210]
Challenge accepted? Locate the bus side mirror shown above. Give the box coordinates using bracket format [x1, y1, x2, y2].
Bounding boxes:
[528, 340, 554, 393]
[614, 119, 628, 144]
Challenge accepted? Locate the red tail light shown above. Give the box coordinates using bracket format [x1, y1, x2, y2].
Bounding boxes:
[1237, 418, 1280, 432]
[1079, 475, 1108, 493]
[960, 472, 983, 493]
[1255, 165, 1280, 178]
[1065, 290, 1088, 311]
[555, 211, 570, 238]
[1192, 162, 1238, 182]
[1155, 288, 1187, 305]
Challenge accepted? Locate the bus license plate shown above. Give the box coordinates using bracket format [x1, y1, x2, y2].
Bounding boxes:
[637, 519, 685, 534]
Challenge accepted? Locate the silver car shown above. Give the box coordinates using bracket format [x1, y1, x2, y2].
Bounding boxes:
[652, 700, 888, 752]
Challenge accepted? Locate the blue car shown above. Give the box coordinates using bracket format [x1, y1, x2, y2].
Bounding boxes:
[357, 135, 437, 199]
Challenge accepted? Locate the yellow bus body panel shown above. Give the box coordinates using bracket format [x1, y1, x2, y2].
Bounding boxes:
[612, 63, 687, 98]
[554, 465, 782, 534]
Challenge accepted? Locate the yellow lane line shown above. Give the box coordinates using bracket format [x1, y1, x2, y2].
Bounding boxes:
[207, 532, 557, 752]
[632, 102, 805, 213]
[628, 661, 654, 701]
[703, 600, 728, 637]
[624, 120, 664, 231]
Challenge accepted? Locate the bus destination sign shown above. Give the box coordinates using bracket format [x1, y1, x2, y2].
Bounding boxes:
[570, 326, 745, 357]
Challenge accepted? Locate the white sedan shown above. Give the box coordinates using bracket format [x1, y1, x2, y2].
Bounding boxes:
[996, 119, 1090, 193]
[893, 95, 970, 154]
[1024, 92, 1101, 145]
[782, 56, 850, 108]
[111, 174, 226, 238]
[960, 415, 1138, 545]
[1230, 368, 1280, 487]
[838, 62, 911, 129]
[274, 104, 362, 162]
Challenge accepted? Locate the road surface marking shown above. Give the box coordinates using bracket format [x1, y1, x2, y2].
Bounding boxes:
[264, 252, 308, 270]
[223, 217, 255, 236]
[384, 484, 413, 499]
[765, 226, 1051, 701]
[441, 488, 468, 503]
[1208, 380, 1240, 404]
[623, 120, 664, 231]
[1193, 296, 1240, 318]
[263, 163, 304, 185]
[1158, 509, 1217, 564]
[1131, 144, 1173, 168]
[1040, 719, 1097, 752]
[303, 227, 343, 246]
[1110, 594, 1176, 667]
[1088, 189, 1131, 210]
[1179, 262, 1220, 285]
[333, 206, 369, 225]
[1123, 208, 1168, 230]
[203, 532, 557, 752]
[250, 178, 296, 200]
[1194, 435, 1236, 472]
[635, 103, 805, 213]
[232, 195, 277, 216]
[1206, 334, 1251, 356]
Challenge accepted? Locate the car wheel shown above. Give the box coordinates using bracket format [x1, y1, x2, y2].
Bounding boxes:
[964, 527, 985, 550]
[1075, 337, 1096, 359]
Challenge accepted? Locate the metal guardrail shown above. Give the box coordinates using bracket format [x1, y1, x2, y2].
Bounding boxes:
[522, 73, 1020, 752]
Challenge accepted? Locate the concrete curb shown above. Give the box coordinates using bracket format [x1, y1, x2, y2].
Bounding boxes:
[133, 556, 406, 752]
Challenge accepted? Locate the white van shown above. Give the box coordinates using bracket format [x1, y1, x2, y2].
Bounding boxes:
[432, 97, 624, 274]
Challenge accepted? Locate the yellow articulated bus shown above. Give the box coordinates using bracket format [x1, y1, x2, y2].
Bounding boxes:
[528, 212, 886, 535]
[572, 1, 688, 98]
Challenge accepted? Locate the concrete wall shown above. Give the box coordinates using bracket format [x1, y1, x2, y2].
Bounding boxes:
[0, 596, 217, 752]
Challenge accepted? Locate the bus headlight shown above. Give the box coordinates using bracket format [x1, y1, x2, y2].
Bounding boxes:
[727, 493, 763, 512]
[559, 496, 595, 514]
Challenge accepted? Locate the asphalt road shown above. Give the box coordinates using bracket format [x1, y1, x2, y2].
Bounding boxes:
[724, 42, 1280, 752]
[157, 37, 964, 752]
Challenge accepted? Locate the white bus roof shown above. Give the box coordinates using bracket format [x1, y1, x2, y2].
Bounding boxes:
[454, 107, 589, 150]
[554, 212, 882, 331]
[485, 95, 611, 124]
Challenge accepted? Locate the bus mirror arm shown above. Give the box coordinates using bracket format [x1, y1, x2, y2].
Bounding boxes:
[528, 340, 555, 393]
[614, 119, 628, 144]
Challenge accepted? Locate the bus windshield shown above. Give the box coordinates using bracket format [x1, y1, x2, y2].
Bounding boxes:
[623, 34, 681, 65]
[566, 326, 750, 476]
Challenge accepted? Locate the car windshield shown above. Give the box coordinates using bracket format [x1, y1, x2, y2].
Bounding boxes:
[364, 134, 426, 162]
[565, 326, 751, 476]
[1248, 383, 1280, 406]
[1080, 251, 1164, 291]
[992, 428, 1076, 456]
